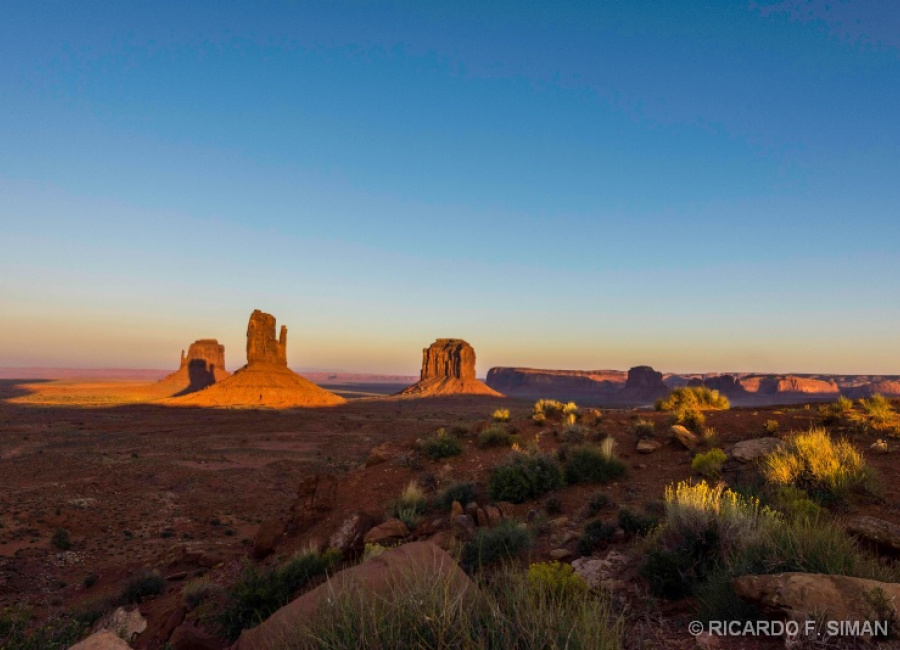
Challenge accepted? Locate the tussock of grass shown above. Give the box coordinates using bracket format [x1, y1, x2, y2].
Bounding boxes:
[491, 408, 510, 423]
[563, 441, 625, 485]
[387, 482, 428, 529]
[691, 448, 727, 480]
[477, 424, 516, 448]
[419, 428, 463, 460]
[655, 386, 730, 412]
[488, 451, 562, 503]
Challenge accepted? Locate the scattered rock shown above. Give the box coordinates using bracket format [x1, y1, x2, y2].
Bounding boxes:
[399, 339, 503, 396]
[636, 439, 662, 454]
[871, 439, 889, 454]
[365, 444, 393, 467]
[93, 607, 146, 643]
[475, 508, 489, 527]
[451, 515, 476, 540]
[232, 542, 473, 650]
[69, 630, 132, 650]
[252, 517, 285, 559]
[730, 437, 781, 462]
[846, 516, 900, 552]
[670, 425, 700, 450]
[571, 551, 629, 592]
[733, 572, 900, 627]
[550, 549, 572, 560]
[363, 518, 410, 544]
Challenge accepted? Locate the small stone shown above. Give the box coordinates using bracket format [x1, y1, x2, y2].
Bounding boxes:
[636, 439, 662, 454]
[550, 549, 573, 560]
[871, 439, 889, 454]
[363, 518, 410, 544]
[670, 425, 699, 450]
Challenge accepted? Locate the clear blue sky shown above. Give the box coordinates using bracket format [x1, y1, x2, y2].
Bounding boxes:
[2, 1, 899, 375]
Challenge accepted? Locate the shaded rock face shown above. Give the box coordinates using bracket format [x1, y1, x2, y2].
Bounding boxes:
[160, 338, 229, 395]
[625, 365, 665, 390]
[247, 309, 287, 366]
[420, 338, 476, 381]
[400, 339, 502, 397]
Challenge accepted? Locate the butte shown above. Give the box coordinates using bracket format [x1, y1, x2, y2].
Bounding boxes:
[157, 339, 230, 396]
[399, 338, 503, 397]
[169, 310, 345, 408]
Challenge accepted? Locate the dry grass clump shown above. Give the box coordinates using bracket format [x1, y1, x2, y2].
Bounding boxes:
[491, 408, 511, 423]
[532, 399, 579, 425]
[655, 386, 730, 411]
[387, 481, 428, 529]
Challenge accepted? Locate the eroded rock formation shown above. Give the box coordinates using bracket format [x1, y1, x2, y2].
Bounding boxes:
[168, 310, 345, 408]
[159, 338, 229, 395]
[400, 339, 502, 397]
[486, 367, 627, 398]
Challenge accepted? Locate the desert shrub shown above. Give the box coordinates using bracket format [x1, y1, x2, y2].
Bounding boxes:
[492, 408, 511, 423]
[183, 577, 220, 610]
[527, 561, 587, 598]
[0, 606, 84, 650]
[219, 549, 336, 639]
[477, 424, 516, 448]
[488, 451, 563, 503]
[362, 543, 387, 561]
[629, 418, 656, 439]
[764, 419, 779, 434]
[387, 482, 428, 529]
[577, 520, 616, 556]
[52, 528, 72, 551]
[82, 573, 97, 588]
[585, 491, 611, 517]
[418, 429, 462, 460]
[544, 496, 562, 515]
[563, 442, 626, 485]
[461, 520, 533, 570]
[532, 399, 579, 424]
[692, 448, 727, 480]
[762, 427, 876, 506]
[618, 508, 658, 537]
[433, 482, 477, 511]
[818, 396, 854, 425]
[119, 569, 165, 604]
[861, 394, 895, 425]
[670, 407, 706, 433]
[700, 426, 719, 446]
[558, 424, 588, 444]
[771, 486, 824, 521]
[656, 386, 730, 411]
[295, 562, 622, 649]
[448, 424, 470, 437]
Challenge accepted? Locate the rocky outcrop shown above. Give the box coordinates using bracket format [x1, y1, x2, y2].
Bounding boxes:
[168, 310, 344, 408]
[485, 367, 627, 398]
[733, 572, 900, 628]
[729, 437, 782, 463]
[617, 365, 668, 403]
[400, 339, 502, 397]
[69, 630, 132, 650]
[232, 542, 473, 649]
[846, 516, 900, 553]
[159, 339, 230, 395]
[740, 375, 840, 396]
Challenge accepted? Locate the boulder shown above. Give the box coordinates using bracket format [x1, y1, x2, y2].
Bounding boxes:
[365, 444, 393, 467]
[329, 512, 377, 553]
[450, 501, 464, 520]
[399, 339, 502, 396]
[252, 518, 285, 559]
[232, 542, 473, 650]
[287, 474, 338, 534]
[871, 440, 889, 454]
[846, 516, 900, 552]
[168, 622, 220, 650]
[733, 572, 900, 625]
[571, 551, 629, 592]
[93, 607, 146, 643]
[730, 437, 781, 462]
[363, 518, 410, 544]
[670, 425, 700, 450]
[484, 505, 502, 527]
[636, 439, 662, 454]
[68, 630, 132, 650]
[550, 549, 573, 560]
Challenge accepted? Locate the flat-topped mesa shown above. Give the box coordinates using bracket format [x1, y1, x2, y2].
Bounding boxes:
[617, 365, 669, 403]
[420, 338, 477, 381]
[166, 309, 345, 408]
[247, 310, 287, 366]
[159, 338, 229, 395]
[400, 339, 503, 397]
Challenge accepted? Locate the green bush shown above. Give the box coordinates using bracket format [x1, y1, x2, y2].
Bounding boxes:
[462, 520, 533, 570]
[670, 407, 706, 433]
[387, 482, 428, 529]
[526, 561, 587, 598]
[577, 520, 616, 556]
[488, 452, 563, 503]
[219, 549, 337, 639]
[557, 424, 588, 444]
[119, 569, 165, 604]
[618, 508, 658, 537]
[762, 427, 877, 506]
[692, 448, 727, 480]
[418, 429, 462, 460]
[818, 396, 854, 425]
[433, 482, 477, 511]
[297, 562, 622, 649]
[563, 444, 626, 485]
[656, 386, 730, 411]
[52, 528, 72, 551]
[629, 418, 656, 439]
[477, 424, 516, 448]
[585, 492, 611, 517]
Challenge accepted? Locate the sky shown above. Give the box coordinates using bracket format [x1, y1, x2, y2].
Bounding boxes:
[1, 1, 899, 376]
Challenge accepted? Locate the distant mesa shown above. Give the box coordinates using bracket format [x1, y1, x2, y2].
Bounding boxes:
[486, 367, 626, 399]
[400, 339, 502, 397]
[159, 339, 229, 396]
[618, 365, 668, 402]
[168, 310, 345, 408]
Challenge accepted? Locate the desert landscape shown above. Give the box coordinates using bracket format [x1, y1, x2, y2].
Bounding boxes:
[1, 309, 900, 648]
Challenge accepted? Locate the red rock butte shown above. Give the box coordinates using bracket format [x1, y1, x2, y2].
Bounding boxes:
[168, 310, 345, 408]
[158, 339, 230, 396]
[400, 338, 503, 397]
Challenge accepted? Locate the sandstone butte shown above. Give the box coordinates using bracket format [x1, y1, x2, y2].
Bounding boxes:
[167, 310, 345, 408]
[399, 338, 503, 397]
[157, 338, 230, 396]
